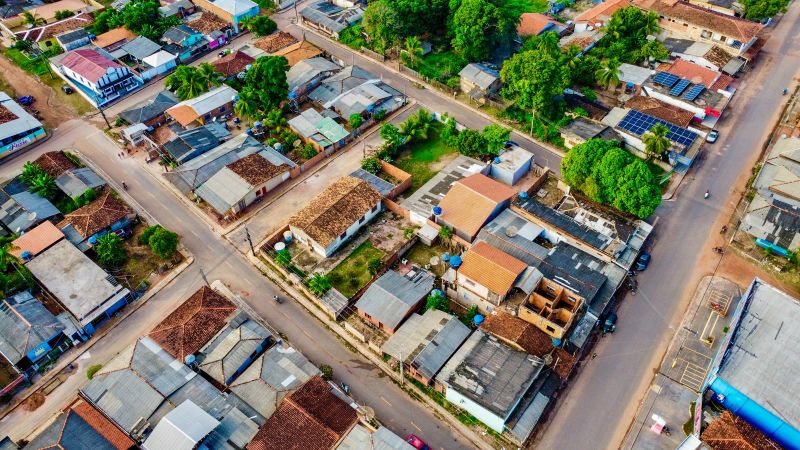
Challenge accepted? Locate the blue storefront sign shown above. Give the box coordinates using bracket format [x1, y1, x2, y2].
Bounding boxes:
[0, 127, 45, 157]
[27, 341, 52, 362]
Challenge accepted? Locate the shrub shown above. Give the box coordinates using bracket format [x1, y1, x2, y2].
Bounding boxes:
[86, 364, 102, 380]
[149, 227, 179, 260]
[95, 233, 126, 267]
[275, 248, 292, 268]
[139, 225, 162, 245]
[425, 291, 449, 313]
[368, 257, 382, 275]
[361, 157, 382, 174]
[320, 364, 333, 380]
[373, 109, 387, 121]
[300, 143, 318, 160]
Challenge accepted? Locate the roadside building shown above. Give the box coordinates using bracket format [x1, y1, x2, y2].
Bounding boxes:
[638, 69, 734, 127]
[288, 175, 383, 257]
[0, 92, 45, 159]
[191, 0, 259, 33]
[138, 50, 178, 81]
[459, 63, 501, 101]
[161, 24, 207, 63]
[701, 411, 782, 450]
[118, 36, 161, 65]
[516, 13, 567, 39]
[166, 85, 238, 128]
[662, 37, 743, 74]
[246, 376, 358, 450]
[287, 57, 341, 101]
[624, 96, 696, 128]
[92, 27, 138, 52]
[254, 31, 298, 54]
[163, 122, 232, 164]
[142, 400, 220, 450]
[0, 188, 59, 234]
[559, 116, 621, 149]
[299, 1, 364, 39]
[436, 173, 516, 242]
[24, 397, 135, 450]
[272, 40, 324, 66]
[479, 311, 554, 358]
[489, 146, 534, 186]
[308, 66, 405, 119]
[33, 151, 76, 178]
[197, 313, 273, 386]
[337, 426, 416, 450]
[211, 50, 254, 79]
[55, 167, 106, 200]
[355, 269, 435, 334]
[230, 343, 320, 418]
[449, 241, 530, 309]
[184, 11, 230, 50]
[0, 291, 71, 372]
[573, 0, 628, 32]
[118, 91, 180, 127]
[518, 260, 585, 340]
[13, 12, 93, 51]
[10, 220, 64, 259]
[57, 188, 135, 250]
[287, 107, 350, 154]
[55, 28, 91, 51]
[52, 48, 143, 107]
[380, 309, 470, 385]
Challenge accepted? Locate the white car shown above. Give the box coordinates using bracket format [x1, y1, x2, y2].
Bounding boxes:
[706, 129, 720, 143]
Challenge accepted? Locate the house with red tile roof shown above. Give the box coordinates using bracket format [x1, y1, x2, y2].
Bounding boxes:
[211, 50, 255, 78]
[436, 173, 517, 242]
[516, 13, 567, 38]
[57, 188, 135, 247]
[24, 397, 135, 450]
[13, 12, 93, 51]
[574, 0, 629, 32]
[54, 48, 143, 107]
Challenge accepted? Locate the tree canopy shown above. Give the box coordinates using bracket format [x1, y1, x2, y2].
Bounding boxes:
[561, 139, 661, 218]
[243, 56, 289, 114]
[591, 7, 659, 63]
[241, 16, 277, 37]
[91, 0, 181, 40]
[742, 0, 787, 20]
[500, 41, 569, 118]
[95, 233, 127, 267]
[165, 64, 221, 100]
[450, 0, 516, 61]
[362, 0, 403, 52]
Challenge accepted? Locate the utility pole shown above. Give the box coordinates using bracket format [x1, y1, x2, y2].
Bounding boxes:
[200, 268, 209, 285]
[98, 103, 111, 129]
[399, 352, 403, 384]
[244, 226, 255, 255]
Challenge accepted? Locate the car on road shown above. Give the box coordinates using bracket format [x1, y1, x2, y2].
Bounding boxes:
[706, 129, 719, 143]
[603, 312, 617, 334]
[406, 435, 429, 450]
[504, 140, 520, 148]
[61, 85, 74, 94]
[18, 95, 34, 106]
[635, 252, 651, 271]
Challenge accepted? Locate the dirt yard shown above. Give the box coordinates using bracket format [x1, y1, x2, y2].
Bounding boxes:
[0, 54, 79, 126]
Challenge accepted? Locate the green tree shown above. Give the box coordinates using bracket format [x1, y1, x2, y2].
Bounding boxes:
[450, 0, 516, 62]
[361, 157, 382, 174]
[362, 0, 403, 52]
[95, 233, 127, 267]
[264, 108, 287, 130]
[197, 62, 222, 86]
[638, 40, 670, 64]
[402, 36, 424, 68]
[399, 109, 432, 143]
[54, 10, 75, 19]
[308, 273, 331, 296]
[368, 257, 382, 275]
[482, 124, 511, 155]
[425, 291, 449, 312]
[244, 56, 289, 113]
[742, 0, 788, 20]
[374, 109, 387, 121]
[438, 224, 453, 241]
[561, 139, 616, 191]
[454, 128, 488, 157]
[349, 113, 364, 130]
[642, 123, 671, 161]
[234, 87, 261, 122]
[596, 58, 622, 90]
[614, 159, 662, 218]
[148, 227, 179, 259]
[20, 11, 44, 27]
[319, 364, 333, 380]
[275, 248, 292, 267]
[300, 143, 318, 160]
[380, 123, 405, 152]
[241, 15, 277, 37]
[20, 161, 44, 185]
[571, 55, 601, 87]
[165, 65, 217, 100]
[139, 225, 162, 245]
[606, 7, 658, 43]
[501, 46, 569, 120]
[440, 113, 459, 147]
[29, 173, 57, 199]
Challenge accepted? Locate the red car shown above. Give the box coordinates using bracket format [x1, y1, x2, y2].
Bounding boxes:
[405, 435, 429, 450]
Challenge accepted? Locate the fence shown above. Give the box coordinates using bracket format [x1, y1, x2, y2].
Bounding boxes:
[360, 47, 385, 62]
[379, 160, 412, 199]
[399, 64, 459, 96]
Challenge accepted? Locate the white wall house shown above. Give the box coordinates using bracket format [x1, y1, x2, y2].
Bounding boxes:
[55, 49, 142, 107]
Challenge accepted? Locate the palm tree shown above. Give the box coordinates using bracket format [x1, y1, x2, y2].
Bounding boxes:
[642, 11, 659, 37]
[29, 173, 56, 199]
[399, 109, 432, 142]
[264, 108, 286, 130]
[21, 11, 44, 27]
[197, 62, 222, 87]
[642, 124, 671, 160]
[403, 36, 424, 68]
[175, 70, 207, 101]
[596, 58, 622, 90]
[20, 161, 43, 185]
[234, 87, 260, 122]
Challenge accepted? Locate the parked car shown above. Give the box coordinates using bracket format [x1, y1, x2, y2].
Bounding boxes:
[635, 252, 651, 271]
[18, 95, 34, 106]
[113, 228, 132, 239]
[406, 435, 429, 450]
[61, 85, 74, 94]
[603, 312, 617, 334]
[706, 129, 719, 143]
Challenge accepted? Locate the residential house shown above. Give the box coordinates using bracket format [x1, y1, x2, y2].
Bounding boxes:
[55, 167, 106, 200]
[55, 28, 91, 51]
[662, 37, 743, 74]
[380, 309, 470, 385]
[686, 0, 742, 15]
[253, 31, 298, 54]
[229, 343, 320, 418]
[139, 50, 178, 81]
[10, 220, 65, 260]
[197, 313, 272, 386]
[289, 175, 383, 257]
[602, 107, 703, 165]
[618, 62, 654, 88]
[436, 173, 517, 242]
[166, 85, 238, 128]
[0, 187, 60, 234]
[516, 13, 567, 39]
[490, 146, 534, 186]
[13, 12, 93, 51]
[0, 92, 45, 159]
[459, 63, 501, 101]
[355, 268, 435, 333]
[142, 400, 220, 450]
[309, 66, 404, 119]
[573, 0, 629, 32]
[147, 285, 237, 362]
[701, 412, 784, 450]
[479, 311, 554, 358]
[337, 426, 417, 450]
[191, 0, 259, 33]
[517, 267, 584, 340]
[158, 0, 196, 18]
[740, 137, 800, 252]
[287, 56, 341, 101]
[11, 0, 93, 24]
[185, 11, 230, 50]
[634, 0, 763, 56]
[118, 36, 161, 64]
[25, 238, 131, 338]
[449, 241, 531, 310]
[211, 50, 254, 79]
[246, 376, 358, 450]
[558, 29, 605, 55]
[52, 48, 143, 107]
[92, 27, 137, 52]
[163, 122, 232, 164]
[272, 40, 323, 66]
[624, 95, 696, 127]
[24, 397, 135, 450]
[195, 149, 296, 216]
[33, 150, 76, 178]
[287, 107, 350, 154]
[57, 188, 135, 250]
[0, 291, 71, 371]
[118, 90, 180, 127]
[435, 330, 546, 436]
[559, 117, 621, 149]
[161, 24, 206, 63]
[299, 1, 364, 39]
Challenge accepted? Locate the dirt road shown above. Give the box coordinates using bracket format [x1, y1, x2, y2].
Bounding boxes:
[0, 54, 78, 126]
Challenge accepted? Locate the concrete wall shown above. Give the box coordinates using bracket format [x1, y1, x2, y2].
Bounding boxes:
[380, 161, 412, 200]
[444, 387, 505, 433]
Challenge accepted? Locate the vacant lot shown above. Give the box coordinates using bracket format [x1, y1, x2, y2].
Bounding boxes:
[394, 122, 457, 193]
[328, 240, 386, 298]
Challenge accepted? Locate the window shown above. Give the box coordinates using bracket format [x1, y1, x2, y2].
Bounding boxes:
[339, 231, 347, 240]
[358, 216, 365, 224]
[546, 326, 556, 333]
[372, 204, 379, 212]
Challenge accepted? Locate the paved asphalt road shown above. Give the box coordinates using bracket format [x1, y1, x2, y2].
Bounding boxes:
[0, 123, 473, 450]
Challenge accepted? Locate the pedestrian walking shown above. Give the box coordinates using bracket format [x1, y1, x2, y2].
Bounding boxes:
[591, 352, 597, 359]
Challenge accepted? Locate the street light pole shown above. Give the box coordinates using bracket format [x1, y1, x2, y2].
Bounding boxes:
[244, 226, 255, 255]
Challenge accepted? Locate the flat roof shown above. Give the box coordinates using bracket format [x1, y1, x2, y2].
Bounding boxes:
[717, 279, 800, 429]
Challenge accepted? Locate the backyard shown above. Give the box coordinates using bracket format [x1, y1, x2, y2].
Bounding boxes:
[328, 240, 386, 298]
[394, 122, 457, 193]
[415, 50, 467, 88]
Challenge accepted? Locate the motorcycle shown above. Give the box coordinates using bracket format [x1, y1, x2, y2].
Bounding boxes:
[273, 295, 282, 304]
[122, 181, 127, 191]
[713, 247, 725, 255]
[704, 190, 710, 199]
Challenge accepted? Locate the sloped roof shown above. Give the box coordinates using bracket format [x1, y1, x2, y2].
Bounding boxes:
[0, 291, 65, 364]
[355, 270, 435, 330]
[166, 85, 238, 127]
[625, 95, 695, 127]
[119, 90, 179, 125]
[147, 286, 236, 361]
[438, 173, 516, 239]
[142, 400, 219, 450]
[33, 151, 76, 178]
[665, 59, 720, 87]
[10, 221, 63, 258]
[634, 0, 763, 42]
[254, 31, 298, 53]
[198, 315, 272, 385]
[60, 48, 122, 84]
[701, 411, 781, 450]
[14, 12, 93, 43]
[517, 13, 559, 37]
[211, 50, 255, 77]
[226, 153, 290, 185]
[185, 11, 228, 35]
[480, 311, 553, 357]
[575, 0, 628, 25]
[120, 35, 161, 60]
[93, 27, 138, 49]
[271, 40, 322, 66]
[57, 188, 130, 239]
[25, 397, 135, 450]
[288, 176, 382, 248]
[458, 241, 527, 295]
[459, 63, 499, 90]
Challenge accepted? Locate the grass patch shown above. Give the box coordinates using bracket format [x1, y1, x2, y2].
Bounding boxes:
[394, 122, 456, 193]
[328, 240, 385, 298]
[404, 241, 449, 268]
[3, 47, 50, 76]
[683, 401, 696, 436]
[41, 75, 93, 116]
[417, 51, 467, 86]
[86, 364, 102, 380]
[503, 0, 549, 15]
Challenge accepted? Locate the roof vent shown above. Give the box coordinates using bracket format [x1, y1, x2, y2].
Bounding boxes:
[506, 225, 518, 237]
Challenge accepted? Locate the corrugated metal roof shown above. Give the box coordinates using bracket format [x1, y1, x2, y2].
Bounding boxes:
[0, 292, 64, 363]
[287, 56, 341, 91]
[198, 317, 271, 385]
[56, 167, 106, 200]
[355, 270, 434, 330]
[143, 400, 219, 450]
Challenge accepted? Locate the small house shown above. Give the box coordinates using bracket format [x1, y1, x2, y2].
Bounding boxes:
[516, 13, 566, 39]
[459, 63, 500, 101]
[271, 40, 324, 66]
[92, 27, 137, 52]
[0, 92, 45, 159]
[197, 313, 273, 386]
[161, 24, 206, 62]
[163, 122, 232, 164]
[299, 1, 364, 39]
[355, 268, 435, 334]
[13, 12, 93, 52]
[573, 0, 629, 32]
[436, 173, 516, 242]
[449, 241, 530, 309]
[55, 28, 91, 52]
[490, 146, 533, 186]
[166, 85, 238, 128]
[57, 189, 135, 250]
[210, 50, 255, 79]
[0, 291, 72, 371]
[559, 117, 621, 149]
[24, 397, 135, 450]
[55, 167, 106, 200]
[118, 90, 180, 127]
[287, 56, 341, 101]
[191, 0, 259, 33]
[185, 11, 230, 50]
[287, 107, 350, 154]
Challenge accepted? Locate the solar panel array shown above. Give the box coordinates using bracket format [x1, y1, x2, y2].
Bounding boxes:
[684, 84, 705, 101]
[670, 79, 692, 96]
[618, 110, 698, 147]
[653, 71, 679, 88]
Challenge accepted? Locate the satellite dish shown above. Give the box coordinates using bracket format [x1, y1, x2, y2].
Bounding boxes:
[27, 211, 37, 221]
[429, 256, 439, 266]
[506, 225, 518, 237]
[544, 354, 553, 365]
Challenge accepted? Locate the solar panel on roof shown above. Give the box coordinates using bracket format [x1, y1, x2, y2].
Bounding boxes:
[617, 110, 698, 148]
[670, 79, 691, 96]
[653, 72, 679, 88]
[684, 84, 705, 101]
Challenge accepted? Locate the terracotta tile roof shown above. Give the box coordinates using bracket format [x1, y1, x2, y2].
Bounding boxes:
[575, 0, 629, 25]
[271, 41, 323, 66]
[438, 174, 516, 239]
[701, 411, 782, 450]
[247, 376, 358, 450]
[11, 221, 64, 258]
[0, 105, 17, 125]
[741, 36, 766, 60]
[186, 11, 228, 35]
[551, 347, 577, 380]
[625, 96, 695, 127]
[93, 27, 137, 49]
[147, 285, 236, 361]
[60, 48, 123, 84]
[164, 105, 199, 127]
[704, 45, 734, 68]
[480, 311, 553, 357]
[211, 50, 255, 77]
[634, 0, 763, 43]
[68, 397, 135, 450]
[14, 12, 93, 43]
[666, 59, 719, 87]
[710, 73, 733, 91]
[289, 176, 383, 248]
[34, 151, 76, 178]
[57, 188, 131, 239]
[254, 31, 298, 53]
[458, 241, 527, 296]
[517, 13, 559, 37]
[226, 153, 290, 186]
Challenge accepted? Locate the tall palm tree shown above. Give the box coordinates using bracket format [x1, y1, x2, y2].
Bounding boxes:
[234, 87, 260, 123]
[29, 173, 56, 199]
[642, 124, 671, 160]
[197, 62, 222, 87]
[403, 36, 424, 68]
[175, 70, 207, 101]
[21, 11, 44, 27]
[20, 161, 42, 185]
[596, 58, 622, 90]
[400, 108, 432, 142]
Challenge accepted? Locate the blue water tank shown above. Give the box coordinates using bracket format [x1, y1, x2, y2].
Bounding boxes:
[551, 338, 561, 346]
[432, 289, 444, 297]
[432, 206, 442, 216]
[473, 314, 484, 326]
[494, 157, 502, 164]
[88, 235, 98, 245]
[519, 191, 529, 199]
[254, 121, 262, 128]
[246, 128, 252, 135]
[450, 255, 462, 268]
[442, 253, 450, 262]
[20, 251, 32, 261]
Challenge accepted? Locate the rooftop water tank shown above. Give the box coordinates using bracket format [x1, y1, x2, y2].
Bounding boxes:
[283, 230, 293, 242]
[519, 191, 529, 199]
[88, 235, 98, 245]
[450, 255, 462, 268]
[441, 253, 450, 262]
[473, 314, 484, 326]
[494, 157, 502, 164]
[432, 206, 442, 216]
[185, 354, 196, 365]
[20, 251, 32, 262]
[432, 289, 444, 297]
[274, 242, 286, 252]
